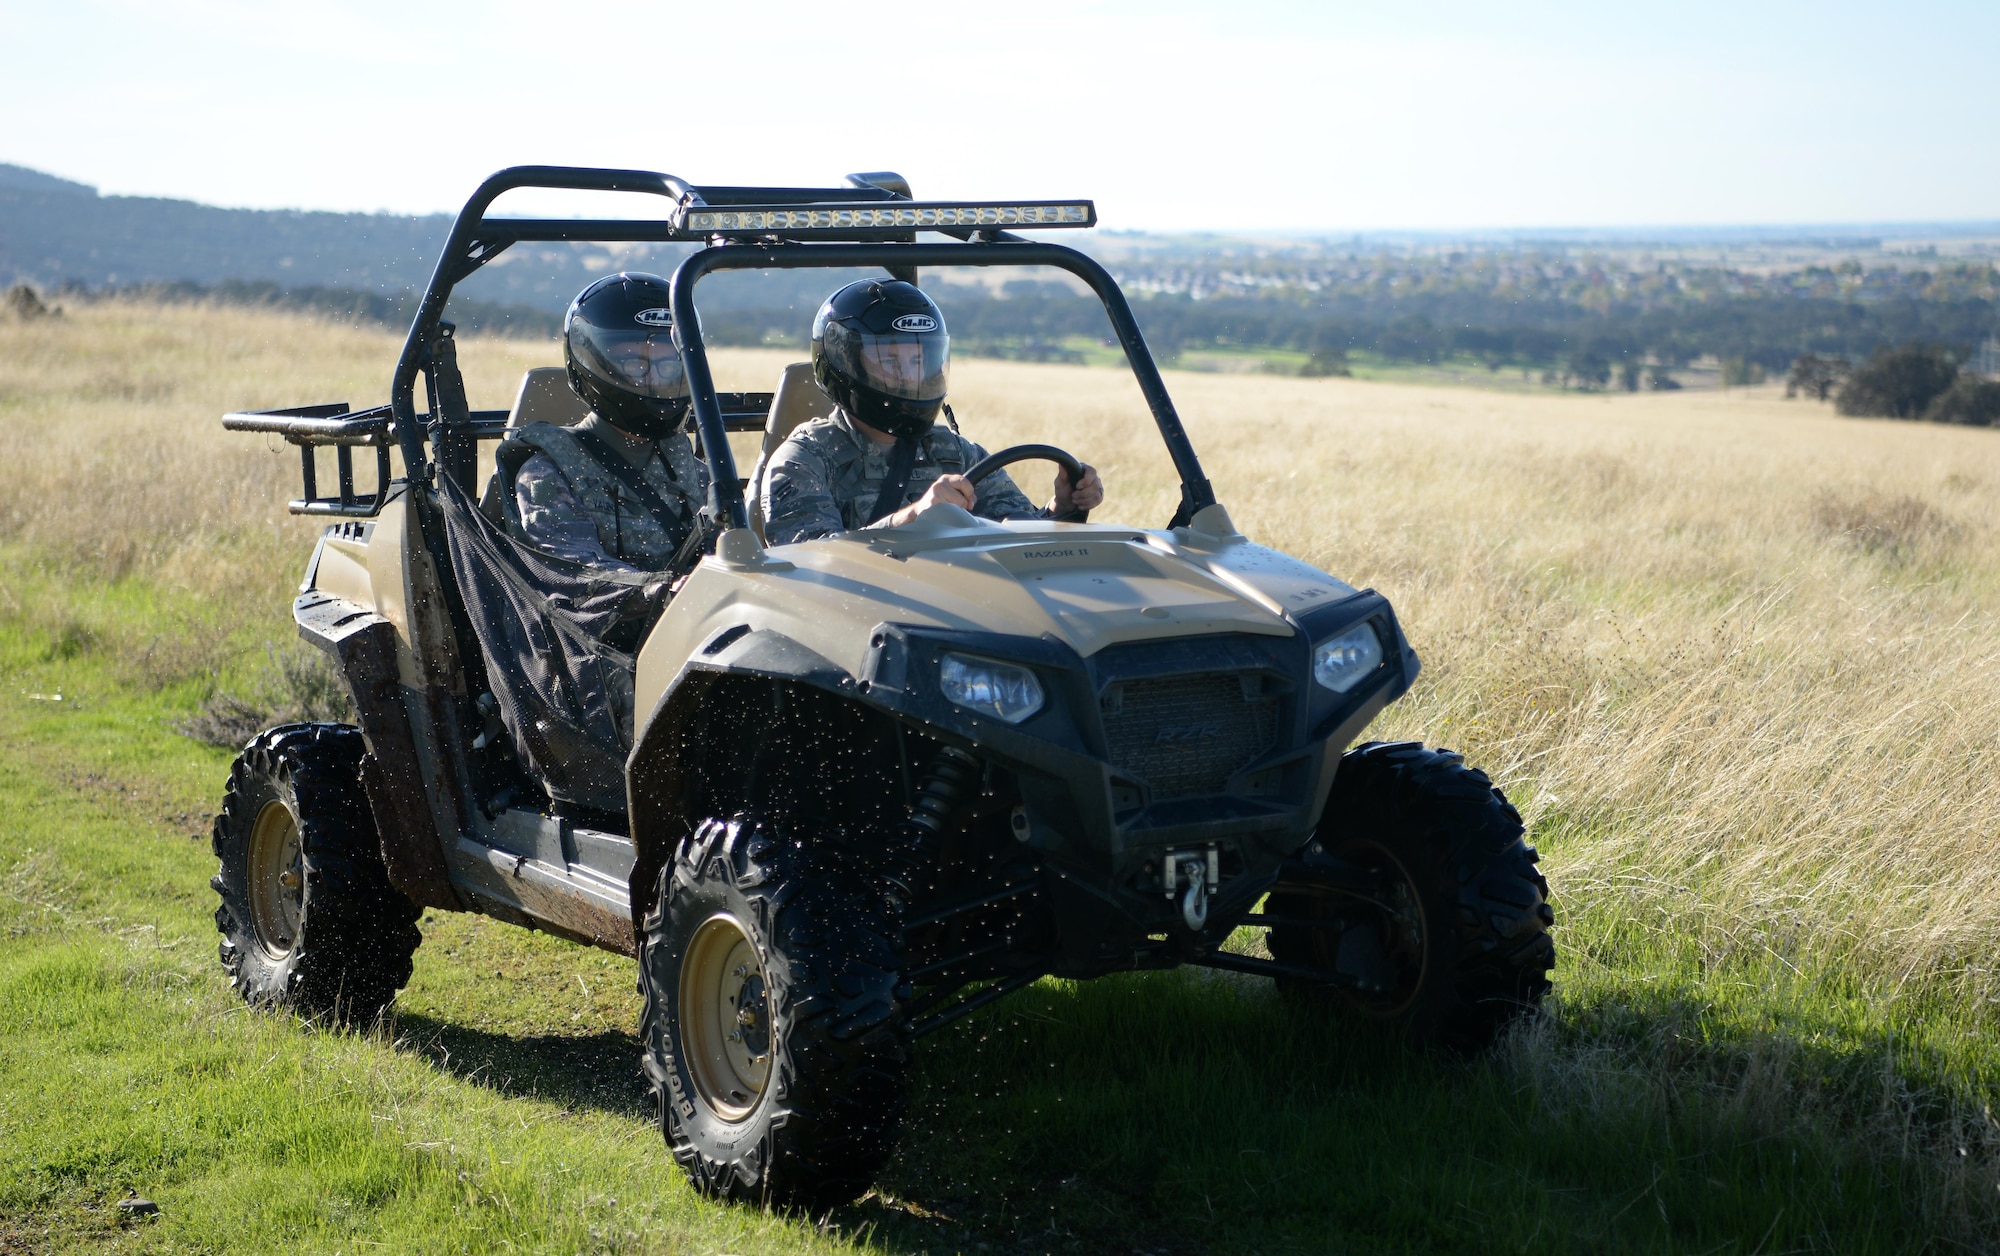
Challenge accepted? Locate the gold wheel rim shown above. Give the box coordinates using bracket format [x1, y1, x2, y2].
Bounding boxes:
[1370, 860, 1430, 1013]
[1306, 844, 1429, 1015]
[679, 913, 771, 1121]
[248, 799, 304, 959]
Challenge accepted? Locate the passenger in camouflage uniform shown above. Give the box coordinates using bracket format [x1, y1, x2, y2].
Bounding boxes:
[762, 279, 1103, 546]
[501, 418, 706, 573]
[497, 272, 709, 573]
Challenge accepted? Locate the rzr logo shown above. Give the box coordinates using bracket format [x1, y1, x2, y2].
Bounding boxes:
[1155, 722, 1221, 745]
[633, 308, 674, 328]
[891, 313, 938, 333]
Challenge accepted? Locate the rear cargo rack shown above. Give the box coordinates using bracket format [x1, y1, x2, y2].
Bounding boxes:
[227, 395, 777, 517]
[224, 403, 401, 518]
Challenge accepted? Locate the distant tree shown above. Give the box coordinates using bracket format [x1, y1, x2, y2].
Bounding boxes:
[1971, 337, 2000, 378]
[1299, 325, 1351, 377]
[1646, 366, 1682, 390]
[1720, 357, 1766, 387]
[5, 284, 55, 319]
[1922, 375, 2000, 426]
[1619, 361, 1642, 391]
[1376, 313, 1439, 362]
[1785, 353, 1850, 401]
[1835, 345, 1961, 419]
[1567, 350, 1611, 390]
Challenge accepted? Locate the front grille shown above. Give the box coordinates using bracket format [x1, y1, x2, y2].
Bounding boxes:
[1101, 672, 1278, 799]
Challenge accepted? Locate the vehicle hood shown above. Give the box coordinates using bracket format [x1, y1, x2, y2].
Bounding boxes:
[637, 505, 1364, 703]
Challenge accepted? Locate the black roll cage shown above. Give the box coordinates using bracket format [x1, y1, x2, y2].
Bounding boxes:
[371, 165, 1215, 527]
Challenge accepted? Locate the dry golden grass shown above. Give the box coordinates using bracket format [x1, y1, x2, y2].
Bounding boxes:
[6, 299, 2000, 1238]
[5, 301, 1998, 993]
[957, 357, 2000, 1236]
[961, 360, 2000, 994]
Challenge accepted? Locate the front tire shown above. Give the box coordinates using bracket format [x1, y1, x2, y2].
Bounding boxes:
[639, 814, 909, 1210]
[210, 724, 421, 1021]
[1267, 741, 1554, 1050]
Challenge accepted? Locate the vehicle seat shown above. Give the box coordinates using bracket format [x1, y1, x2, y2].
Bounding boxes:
[507, 366, 589, 430]
[479, 367, 589, 519]
[746, 362, 835, 542]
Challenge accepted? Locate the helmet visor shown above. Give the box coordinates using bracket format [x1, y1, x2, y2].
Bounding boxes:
[572, 327, 690, 401]
[821, 323, 950, 403]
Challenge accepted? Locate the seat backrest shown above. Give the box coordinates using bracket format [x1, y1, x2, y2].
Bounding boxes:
[507, 366, 589, 429]
[762, 362, 835, 460]
[747, 362, 836, 542]
[478, 367, 588, 520]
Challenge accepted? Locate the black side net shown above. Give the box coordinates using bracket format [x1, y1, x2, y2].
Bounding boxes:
[435, 475, 653, 815]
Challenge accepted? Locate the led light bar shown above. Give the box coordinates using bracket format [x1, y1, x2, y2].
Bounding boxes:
[680, 201, 1095, 235]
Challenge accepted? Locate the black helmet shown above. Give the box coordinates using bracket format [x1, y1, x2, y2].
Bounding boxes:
[811, 280, 949, 439]
[563, 272, 691, 438]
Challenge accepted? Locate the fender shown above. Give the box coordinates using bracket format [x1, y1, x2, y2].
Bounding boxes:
[295, 587, 461, 910]
[625, 627, 866, 932]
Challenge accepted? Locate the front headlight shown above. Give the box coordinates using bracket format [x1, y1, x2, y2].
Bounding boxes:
[940, 653, 1045, 723]
[1313, 622, 1384, 693]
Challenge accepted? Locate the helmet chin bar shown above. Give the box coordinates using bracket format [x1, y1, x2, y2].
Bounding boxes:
[850, 392, 944, 442]
[599, 397, 691, 440]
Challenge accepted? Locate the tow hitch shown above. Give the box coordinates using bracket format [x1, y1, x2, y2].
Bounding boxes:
[1163, 846, 1220, 931]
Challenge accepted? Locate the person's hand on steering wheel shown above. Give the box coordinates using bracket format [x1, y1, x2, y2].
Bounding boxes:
[1051, 463, 1103, 518]
[879, 461, 1104, 528]
[880, 473, 976, 528]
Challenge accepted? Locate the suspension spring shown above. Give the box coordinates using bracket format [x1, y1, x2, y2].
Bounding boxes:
[888, 746, 981, 902]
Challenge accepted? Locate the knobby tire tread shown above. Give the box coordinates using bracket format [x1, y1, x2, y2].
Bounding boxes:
[639, 814, 909, 1211]
[210, 723, 422, 1021]
[1267, 740, 1555, 1050]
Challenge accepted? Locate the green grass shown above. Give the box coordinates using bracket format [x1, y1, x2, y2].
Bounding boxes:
[2, 563, 1996, 1253]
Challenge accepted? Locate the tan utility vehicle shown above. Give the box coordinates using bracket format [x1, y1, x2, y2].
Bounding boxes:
[212, 167, 1555, 1209]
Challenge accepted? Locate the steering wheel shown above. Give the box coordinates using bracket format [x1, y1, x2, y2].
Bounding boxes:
[960, 443, 1091, 523]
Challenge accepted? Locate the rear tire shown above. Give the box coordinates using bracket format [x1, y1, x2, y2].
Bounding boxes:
[210, 724, 421, 1021]
[639, 814, 909, 1210]
[1267, 741, 1554, 1050]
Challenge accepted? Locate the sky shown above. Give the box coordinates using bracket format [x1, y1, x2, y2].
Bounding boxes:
[4, 0, 1997, 233]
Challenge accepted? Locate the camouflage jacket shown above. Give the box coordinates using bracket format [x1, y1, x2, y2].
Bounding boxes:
[760, 411, 1040, 546]
[497, 417, 708, 573]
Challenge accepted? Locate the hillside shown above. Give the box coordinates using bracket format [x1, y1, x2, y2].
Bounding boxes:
[0, 162, 845, 318]
[0, 162, 448, 294]
[4, 162, 1997, 383]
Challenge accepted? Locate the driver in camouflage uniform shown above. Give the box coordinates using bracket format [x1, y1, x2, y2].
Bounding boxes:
[762, 280, 1102, 545]
[496, 272, 709, 573]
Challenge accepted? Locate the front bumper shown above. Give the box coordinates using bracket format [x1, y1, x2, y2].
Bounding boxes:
[857, 590, 1418, 963]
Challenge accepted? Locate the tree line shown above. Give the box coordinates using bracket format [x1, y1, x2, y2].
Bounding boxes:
[938, 280, 1995, 380]
[51, 278, 560, 338]
[35, 273, 2000, 419]
[1794, 345, 2000, 426]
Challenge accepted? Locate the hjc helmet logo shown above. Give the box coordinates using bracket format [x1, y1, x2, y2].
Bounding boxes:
[891, 314, 938, 333]
[632, 308, 675, 328]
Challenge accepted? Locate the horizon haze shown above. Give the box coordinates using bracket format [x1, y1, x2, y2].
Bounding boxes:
[4, 0, 1996, 233]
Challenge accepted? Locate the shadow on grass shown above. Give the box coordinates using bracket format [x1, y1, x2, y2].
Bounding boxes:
[390, 1012, 653, 1122]
[388, 971, 1973, 1255]
[848, 973, 1474, 1255]
[385, 975, 1443, 1253]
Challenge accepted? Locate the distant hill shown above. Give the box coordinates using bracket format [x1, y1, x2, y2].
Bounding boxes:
[5, 163, 1994, 380]
[0, 162, 453, 295]
[0, 163, 849, 316]
[0, 164, 99, 197]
